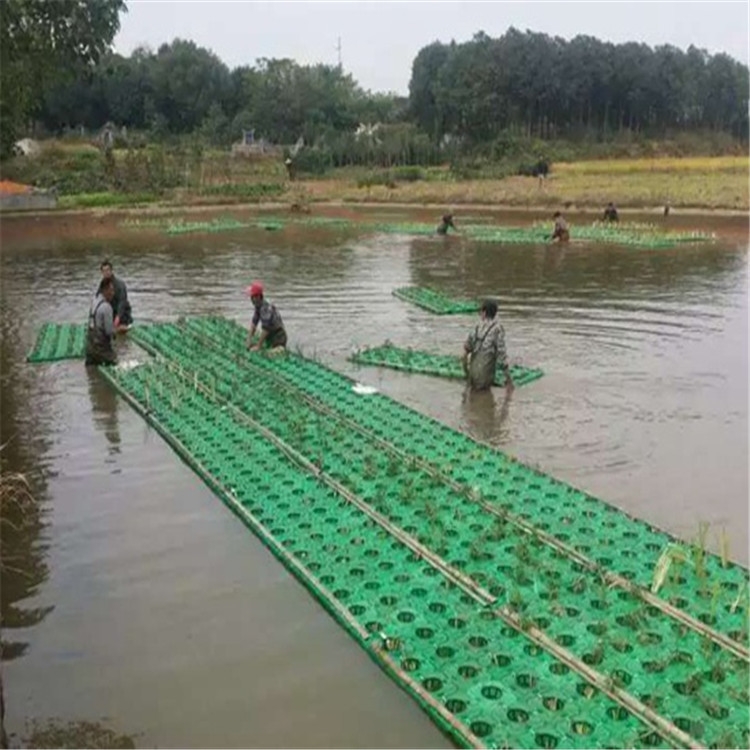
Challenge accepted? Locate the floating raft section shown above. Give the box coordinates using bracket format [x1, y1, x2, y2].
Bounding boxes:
[393, 286, 479, 315]
[100, 316, 748, 749]
[141, 215, 715, 248]
[350, 343, 544, 388]
[27, 323, 86, 362]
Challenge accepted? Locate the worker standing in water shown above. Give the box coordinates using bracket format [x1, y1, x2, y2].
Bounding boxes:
[550, 211, 570, 242]
[99, 259, 132, 331]
[85, 277, 117, 366]
[246, 281, 287, 351]
[462, 299, 514, 391]
[437, 213, 458, 235]
[603, 202, 619, 222]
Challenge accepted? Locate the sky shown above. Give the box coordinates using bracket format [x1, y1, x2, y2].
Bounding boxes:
[113, 1, 750, 94]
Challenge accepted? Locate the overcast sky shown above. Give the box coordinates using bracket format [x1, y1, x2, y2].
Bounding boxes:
[113, 1, 749, 94]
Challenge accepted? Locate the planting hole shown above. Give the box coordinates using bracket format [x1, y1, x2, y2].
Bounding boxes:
[469, 722, 492, 738]
[572, 721, 593, 735]
[422, 677, 443, 692]
[535, 734, 558, 749]
[481, 685, 502, 700]
[543, 696, 564, 711]
[445, 698, 466, 714]
[401, 658, 420, 672]
[516, 674, 537, 689]
[576, 683, 598, 699]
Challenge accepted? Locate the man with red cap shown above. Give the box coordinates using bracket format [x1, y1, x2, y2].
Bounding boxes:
[246, 281, 287, 350]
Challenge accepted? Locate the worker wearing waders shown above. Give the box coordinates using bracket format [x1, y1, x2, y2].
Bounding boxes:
[85, 276, 117, 366]
[246, 281, 287, 350]
[462, 299, 514, 392]
[100, 259, 132, 330]
[437, 213, 458, 235]
[550, 211, 570, 242]
[603, 202, 619, 222]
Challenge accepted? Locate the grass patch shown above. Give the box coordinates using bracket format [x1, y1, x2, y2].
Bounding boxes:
[198, 182, 286, 200]
[58, 192, 160, 209]
[554, 156, 748, 175]
[300, 157, 749, 210]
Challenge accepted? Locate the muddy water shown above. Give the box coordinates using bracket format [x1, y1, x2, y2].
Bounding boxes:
[1, 210, 747, 747]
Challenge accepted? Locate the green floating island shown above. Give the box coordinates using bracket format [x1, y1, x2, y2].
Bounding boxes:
[27, 323, 87, 362]
[95, 315, 749, 750]
[148, 214, 716, 249]
[350, 343, 544, 388]
[393, 286, 480, 314]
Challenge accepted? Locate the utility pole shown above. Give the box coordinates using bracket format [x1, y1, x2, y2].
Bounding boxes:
[336, 36, 342, 70]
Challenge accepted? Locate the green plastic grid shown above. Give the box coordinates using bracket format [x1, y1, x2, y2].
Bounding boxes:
[127, 320, 750, 747]
[393, 287, 480, 315]
[101, 356, 685, 749]
[350, 343, 544, 388]
[27, 323, 87, 363]
[164, 317, 749, 647]
[151, 216, 716, 248]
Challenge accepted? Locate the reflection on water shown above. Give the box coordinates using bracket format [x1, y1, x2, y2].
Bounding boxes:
[461, 386, 513, 445]
[87, 371, 121, 456]
[0, 211, 747, 747]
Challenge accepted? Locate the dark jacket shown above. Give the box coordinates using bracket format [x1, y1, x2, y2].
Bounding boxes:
[111, 275, 132, 324]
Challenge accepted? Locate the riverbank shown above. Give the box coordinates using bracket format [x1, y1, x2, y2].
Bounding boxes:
[2, 155, 748, 217]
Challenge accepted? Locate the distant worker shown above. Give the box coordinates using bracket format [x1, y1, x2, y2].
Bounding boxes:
[664, 202, 671, 217]
[285, 158, 295, 181]
[437, 213, 458, 235]
[550, 211, 570, 243]
[462, 299, 514, 392]
[85, 277, 117, 366]
[246, 281, 287, 351]
[603, 202, 619, 222]
[100, 259, 132, 331]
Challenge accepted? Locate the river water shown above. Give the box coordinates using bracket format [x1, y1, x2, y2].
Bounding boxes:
[1, 208, 747, 747]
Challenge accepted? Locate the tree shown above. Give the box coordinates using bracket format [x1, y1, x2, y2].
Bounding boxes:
[148, 39, 232, 133]
[407, 29, 749, 144]
[0, 0, 127, 158]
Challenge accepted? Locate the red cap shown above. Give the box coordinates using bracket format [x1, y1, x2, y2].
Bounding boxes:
[246, 281, 264, 298]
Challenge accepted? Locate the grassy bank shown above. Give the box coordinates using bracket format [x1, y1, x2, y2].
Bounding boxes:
[299, 156, 748, 211]
[1, 140, 747, 212]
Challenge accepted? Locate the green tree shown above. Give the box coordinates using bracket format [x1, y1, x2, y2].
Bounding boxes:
[0, 0, 126, 158]
[148, 39, 232, 133]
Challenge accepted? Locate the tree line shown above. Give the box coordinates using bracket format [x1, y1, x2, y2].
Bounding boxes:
[2, 0, 748, 162]
[409, 29, 749, 144]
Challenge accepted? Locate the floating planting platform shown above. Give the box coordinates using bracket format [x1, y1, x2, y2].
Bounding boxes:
[96, 316, 750, 749]
[137, 215, 715, 248]
[393, 287, 480, 315]
[350, 343, 543, 388]
[27, 323, 87, 362]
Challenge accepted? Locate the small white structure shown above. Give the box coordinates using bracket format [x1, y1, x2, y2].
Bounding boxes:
[355, 123, 381, 143]
[13, 138, 41, 157]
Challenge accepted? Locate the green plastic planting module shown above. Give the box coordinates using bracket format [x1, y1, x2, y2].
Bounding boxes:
[148, 215, 716, 248]
[27, 323, 87, 362]
[349, 343, 544, 388]
[393, 287, 480, 315]
[151, 319, 750, 639]
[119, 316, 749, 749]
